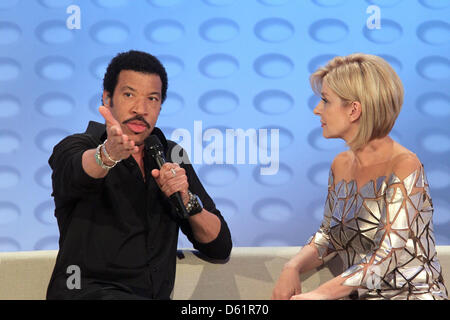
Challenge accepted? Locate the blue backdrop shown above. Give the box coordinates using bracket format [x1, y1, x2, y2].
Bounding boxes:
[0, 0, 449, 251]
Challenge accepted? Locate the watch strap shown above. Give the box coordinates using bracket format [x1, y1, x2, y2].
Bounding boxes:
[186, 190, 203, 216]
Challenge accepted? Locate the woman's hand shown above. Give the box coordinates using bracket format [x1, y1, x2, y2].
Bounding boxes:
[271, 265, 302, 300]
[290, 291, 328, 300]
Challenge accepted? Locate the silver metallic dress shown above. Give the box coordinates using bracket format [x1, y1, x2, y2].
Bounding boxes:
[308, 164, 448, 300]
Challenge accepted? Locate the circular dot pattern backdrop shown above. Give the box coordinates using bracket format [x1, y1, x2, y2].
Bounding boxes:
[0, 0, 449, 251]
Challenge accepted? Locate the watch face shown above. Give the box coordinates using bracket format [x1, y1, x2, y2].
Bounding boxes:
[189, 203, 202, 216]
[188, 194, 202, 216]
[185, 191, 202, 216]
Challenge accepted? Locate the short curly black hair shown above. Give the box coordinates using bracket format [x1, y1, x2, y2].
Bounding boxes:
[103, 50, 168, 103]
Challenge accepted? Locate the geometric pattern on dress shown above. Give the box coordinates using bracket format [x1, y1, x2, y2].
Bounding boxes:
[308, 165, 448, 300]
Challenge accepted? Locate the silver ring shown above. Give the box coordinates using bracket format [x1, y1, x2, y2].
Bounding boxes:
[170, 168, 176, 177]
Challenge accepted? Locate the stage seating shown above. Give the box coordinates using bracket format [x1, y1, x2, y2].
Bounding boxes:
[0, 246, 449, 300]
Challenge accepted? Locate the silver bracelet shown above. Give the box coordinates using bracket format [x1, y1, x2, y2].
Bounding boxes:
[101, 139, 122, 165]
[95, 144, 115, 170]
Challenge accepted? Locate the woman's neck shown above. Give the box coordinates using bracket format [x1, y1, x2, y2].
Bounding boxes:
[351, 136, 394, 168]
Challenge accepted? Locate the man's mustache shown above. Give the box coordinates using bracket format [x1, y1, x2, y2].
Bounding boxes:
[122, 115, 151, 128]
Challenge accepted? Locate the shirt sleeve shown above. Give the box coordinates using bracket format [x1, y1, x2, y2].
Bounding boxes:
[49, 134, 105, 200]
[169, 142, 232, 260]
[307, 169, 337, 260]
[340, 157, 427, 290]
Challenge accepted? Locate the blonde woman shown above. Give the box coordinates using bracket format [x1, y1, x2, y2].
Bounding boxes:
[272, 53, 448, 300]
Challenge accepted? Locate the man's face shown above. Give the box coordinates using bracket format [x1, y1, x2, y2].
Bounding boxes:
[103, 70, 162, 146]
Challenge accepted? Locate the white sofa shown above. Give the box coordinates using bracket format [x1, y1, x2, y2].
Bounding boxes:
[0, 246, 449, 300]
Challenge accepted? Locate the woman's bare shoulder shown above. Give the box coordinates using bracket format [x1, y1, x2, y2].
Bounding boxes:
[390, 143, 422, 180]
[331, 151, 353, 173]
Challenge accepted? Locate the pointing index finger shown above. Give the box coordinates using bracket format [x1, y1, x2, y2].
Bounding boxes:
[99, 106, 120, 128]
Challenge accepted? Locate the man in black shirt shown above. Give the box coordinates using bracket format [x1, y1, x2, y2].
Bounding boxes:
[46, 50, 232, 299]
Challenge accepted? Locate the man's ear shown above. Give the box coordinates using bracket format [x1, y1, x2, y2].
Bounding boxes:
[349, 101, 362, 123]
[102, 91, 111, 107]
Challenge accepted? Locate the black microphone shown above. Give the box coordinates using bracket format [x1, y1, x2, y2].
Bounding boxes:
[146, 135, 189, 219]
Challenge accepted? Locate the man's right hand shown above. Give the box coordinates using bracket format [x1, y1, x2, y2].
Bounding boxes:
[271, 265, 302, 300]
[99, 106, 139, 162]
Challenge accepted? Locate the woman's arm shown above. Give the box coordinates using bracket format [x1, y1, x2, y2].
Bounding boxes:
[272, 155, 345, 300]
[271, 242, 326, 299]
[290, 274, 356, 300]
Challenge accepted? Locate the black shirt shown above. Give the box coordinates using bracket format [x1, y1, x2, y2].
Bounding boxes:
[46, 121, 232, 299]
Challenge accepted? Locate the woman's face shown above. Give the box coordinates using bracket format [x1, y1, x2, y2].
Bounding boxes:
[313, 82, 356, 142]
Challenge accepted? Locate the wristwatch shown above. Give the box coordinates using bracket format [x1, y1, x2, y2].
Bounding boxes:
[186, 190, 203, 216]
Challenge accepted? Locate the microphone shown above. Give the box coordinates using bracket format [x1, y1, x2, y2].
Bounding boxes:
[146, 135, 190, 219]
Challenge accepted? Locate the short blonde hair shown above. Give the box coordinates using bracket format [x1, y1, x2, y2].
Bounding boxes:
[310, 53, 404, 150]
